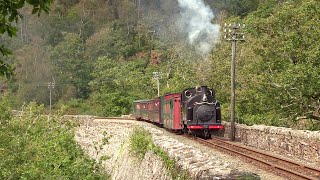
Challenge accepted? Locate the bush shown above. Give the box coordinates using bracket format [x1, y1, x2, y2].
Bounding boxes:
[129, 127, 153, 160]
[0, 94, 12, 124]
[58, 98, 97, 115]
[0, 102, 109, 179]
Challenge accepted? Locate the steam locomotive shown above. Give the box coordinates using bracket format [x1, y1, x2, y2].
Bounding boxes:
[133, 86, 223, 138]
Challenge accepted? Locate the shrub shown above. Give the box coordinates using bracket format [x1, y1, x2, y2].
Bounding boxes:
[129, 127, 153, 160]
[0, 102, 109, 179]
[0, 94, 12, 124]
[129, 127, 190, 179]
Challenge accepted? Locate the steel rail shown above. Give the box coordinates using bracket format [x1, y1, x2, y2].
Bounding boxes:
[195, 137, 320, 180]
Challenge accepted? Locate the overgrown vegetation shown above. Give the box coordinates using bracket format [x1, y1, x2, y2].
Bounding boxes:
[129, 127, 190, 179]
[0, 98, 109, 179]
[0, 0, 319, 130]
[129, 127, 153, 160]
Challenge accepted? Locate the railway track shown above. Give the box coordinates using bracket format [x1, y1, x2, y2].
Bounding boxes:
[193, 136, 320, 180]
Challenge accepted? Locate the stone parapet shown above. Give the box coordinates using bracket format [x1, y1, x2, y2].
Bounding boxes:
[222, 122, 320, 165]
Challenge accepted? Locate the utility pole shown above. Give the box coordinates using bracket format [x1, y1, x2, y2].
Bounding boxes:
[153, 72, 162, 97]
[48, 78, 55, 115]
[224, 23, 245, 141]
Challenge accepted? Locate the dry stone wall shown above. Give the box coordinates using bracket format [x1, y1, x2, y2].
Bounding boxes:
[222, 122, 320, 166]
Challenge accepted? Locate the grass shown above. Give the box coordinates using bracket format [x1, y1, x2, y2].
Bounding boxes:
[129, 127, 191, 179]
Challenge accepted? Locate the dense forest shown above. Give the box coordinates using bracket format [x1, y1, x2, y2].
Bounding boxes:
[0, 0, 319, 130]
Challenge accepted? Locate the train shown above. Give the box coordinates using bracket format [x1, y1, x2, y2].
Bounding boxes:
[133, 86, 224, 138]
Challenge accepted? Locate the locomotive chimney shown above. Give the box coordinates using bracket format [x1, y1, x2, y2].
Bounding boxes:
[201, 86, 208, 102]
[201, 86, 208, 93]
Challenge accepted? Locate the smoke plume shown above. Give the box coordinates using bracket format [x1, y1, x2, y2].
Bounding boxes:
[177, 0, 220, 57]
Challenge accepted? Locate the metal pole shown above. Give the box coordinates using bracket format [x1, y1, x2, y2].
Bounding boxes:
[230, 36, 236, 141]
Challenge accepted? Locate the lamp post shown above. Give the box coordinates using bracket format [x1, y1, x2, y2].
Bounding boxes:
[153, 72, 162, 97]
[224, 23, 245, 141]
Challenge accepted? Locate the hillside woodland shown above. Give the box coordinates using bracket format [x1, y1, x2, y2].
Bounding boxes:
[0, 0, 319, 130]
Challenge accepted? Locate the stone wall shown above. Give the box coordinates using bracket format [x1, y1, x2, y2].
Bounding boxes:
[75, 120, 170, 180]
[222, 122, 320, 165]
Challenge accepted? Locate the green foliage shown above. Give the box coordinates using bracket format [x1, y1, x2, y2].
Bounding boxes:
[0, 94, 12, 123]
[60, 98, 96, 115]
[225, 0, 260, 17]
[0, 102, 109, 179]
[129, 127, 191, 179]
[211, 0, 320, 127]
[0, 0, 53, 78]
[85, 22, 140, 60]
[152, 145, 191, 180]
[51, 33, 91, 99]
[244, 0, 319, 120]
[10, 40, 52, 107]
[90, 57, 154, 116]
[129, 127, 153, 160]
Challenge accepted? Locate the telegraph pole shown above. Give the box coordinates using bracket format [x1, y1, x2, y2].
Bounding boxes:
[153, 72, 162, 97]
[224, 23, 245, 141]
[48, 78, 55, 115]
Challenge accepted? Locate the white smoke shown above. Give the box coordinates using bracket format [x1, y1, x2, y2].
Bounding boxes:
[177, 0, 220, 56]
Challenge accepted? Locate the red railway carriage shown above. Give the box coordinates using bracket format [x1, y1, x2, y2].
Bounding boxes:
[133, 100, 152, 121]
[161, 93, 182, 130]
[133, 101, 141, 119]
[151, 98, 162, 124]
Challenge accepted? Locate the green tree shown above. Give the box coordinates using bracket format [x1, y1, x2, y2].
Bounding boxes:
[13, 39, 52, 106]
[50, 33, 91, 100]
[90, 56, 155, 116]
[212, 0, 320, 127]
[245, 0, 320, 121]
[0, 0, 53, 78]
